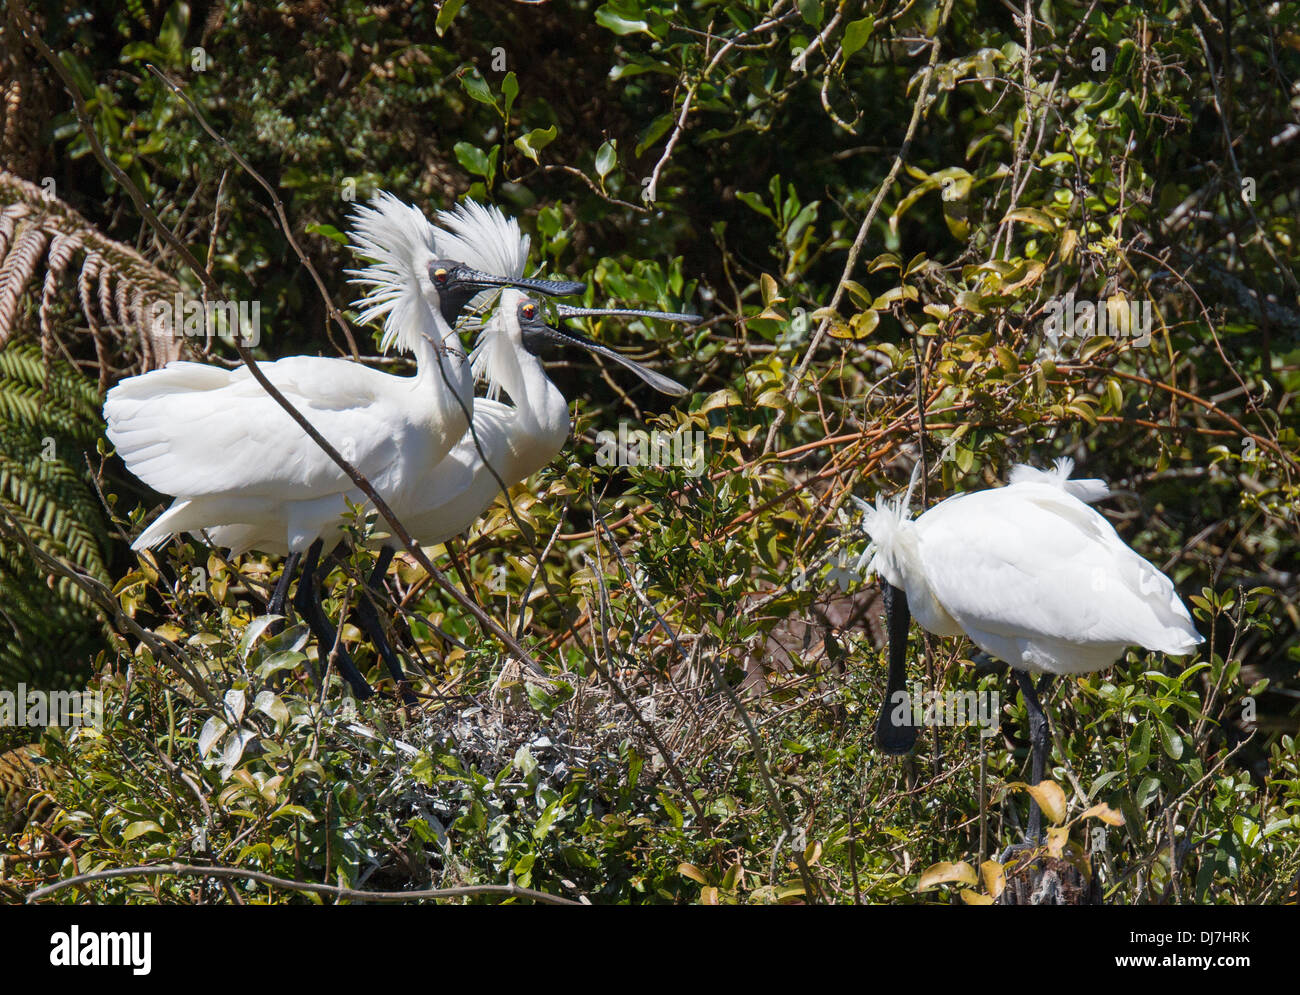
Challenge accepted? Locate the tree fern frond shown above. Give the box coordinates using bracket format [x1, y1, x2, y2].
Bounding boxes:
[0, 342, 109, 689]
[0, 169, 183, 373]
[0, 218, 50, 332]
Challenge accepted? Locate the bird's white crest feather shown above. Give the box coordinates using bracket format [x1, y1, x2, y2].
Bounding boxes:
[346, 192, 438, 354]
[346, 195, 530, 355]
[435, 200, 528, 280]
[469, 288, 525, 402]
[436, 200, 532, 322]
[853, 490, 916, 589]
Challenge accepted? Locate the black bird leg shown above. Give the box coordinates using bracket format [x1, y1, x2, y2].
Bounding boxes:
[1015, 670, 1055, 841]
[875, 582, 918, 754]
[266, 551, 301, 637]
[353, 544, 418, 704]
[294, 538, 374, 700]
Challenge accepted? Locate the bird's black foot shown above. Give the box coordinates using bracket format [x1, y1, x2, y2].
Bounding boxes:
[355, 546, 418, 706]
[295, 540, 374, 700]
[266, 551, 302, 637]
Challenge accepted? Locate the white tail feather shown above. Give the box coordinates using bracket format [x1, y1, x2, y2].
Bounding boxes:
[1009, 456, 1112, 503]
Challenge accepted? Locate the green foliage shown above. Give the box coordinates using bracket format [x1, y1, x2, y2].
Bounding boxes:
[5, 0, 1299, 903]
[0, 343, 109, 690]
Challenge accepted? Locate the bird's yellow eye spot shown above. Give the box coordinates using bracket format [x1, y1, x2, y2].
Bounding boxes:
[522, 304, 536, 319]
[433, 268, 448, 283]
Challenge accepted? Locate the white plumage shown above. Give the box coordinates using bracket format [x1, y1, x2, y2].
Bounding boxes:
[106, 195, 543, 556]
[862, 456, 1204, 830]
[862, 457, 1203, 675]
[397, 289, 579, 546]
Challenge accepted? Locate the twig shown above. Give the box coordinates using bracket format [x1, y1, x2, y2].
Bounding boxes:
[26, 863, 583, 905]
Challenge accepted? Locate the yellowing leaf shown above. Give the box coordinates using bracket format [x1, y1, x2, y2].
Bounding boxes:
[1026, 780, 1068, 825]
[1046, 825, 1069, 858]
[980, 859, 1006, 899]
[1059, 228, 1079, 262]
[994, 345, 1020, 373]
[871, 285, 918, 310]
[917, 860, 978, 891]
[1106, 292, 1131, 335]
[761, 273, 783, 306]
[698, 388, 741, 413]
[960, 888, 995, 905]
[1079, 802, 1125, 826]
[845, 309, 880, 339]
[1003, 207, 1057, 231]
[1004, 260, 1046, 293]
[678, 862, 708, 885]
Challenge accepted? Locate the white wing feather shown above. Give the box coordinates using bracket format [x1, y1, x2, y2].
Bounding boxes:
[915, 484, 1202, 674]
[104, 356, 418, 499]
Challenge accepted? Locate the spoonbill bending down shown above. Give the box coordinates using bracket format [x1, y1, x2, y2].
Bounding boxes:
[859, 458, 1203, 838]
[104, 194, 583, 699]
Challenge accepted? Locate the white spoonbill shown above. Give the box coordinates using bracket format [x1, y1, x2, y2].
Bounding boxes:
[859, 458, 1203, 836]
[104, 194, 583, 698]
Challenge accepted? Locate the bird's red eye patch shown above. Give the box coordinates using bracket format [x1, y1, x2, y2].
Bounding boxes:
[522, 304, 536, 319]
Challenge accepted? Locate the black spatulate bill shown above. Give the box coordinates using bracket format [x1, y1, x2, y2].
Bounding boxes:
[875, 581, 918, 754]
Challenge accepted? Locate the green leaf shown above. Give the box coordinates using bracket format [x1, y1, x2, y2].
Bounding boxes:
[514, 125, 557, 163]
[411, 752, 435, 787]
[460, 71, 498, 110]
[842, 16, 875, 60]
[798, 0, 825, 28]
[436, 0, 465, 36]
[533, 799, 562, 838]
[1157, 717, 1184, 760]
[122, 820, 164, 841]
[636, 112, 675, 156]
[305, 223, 348, 246]
[501, 71, 518, 120]
[454, 141, 491, 178]
[595, 4, 650, 35]
[157, 1, 190, 64]
[735, 191, 775, 222]
[270, 804, 317, 823]
[256, 649, 305, 679]
[595, 140, 617, 180]
[253, 690, 289, 726]
[197, 716, 227, 758]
